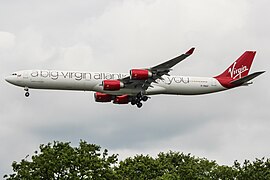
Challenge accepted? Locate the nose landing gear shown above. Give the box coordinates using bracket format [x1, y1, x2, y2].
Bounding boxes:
[24, 87, 30, 97]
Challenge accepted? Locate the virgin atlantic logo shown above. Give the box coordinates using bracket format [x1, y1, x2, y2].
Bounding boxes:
[228, 62, 249, 79]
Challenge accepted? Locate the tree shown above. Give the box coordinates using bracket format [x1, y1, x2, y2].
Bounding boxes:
[115, 154, 161, 179]
[157, 151, 218, 179]
[4, 140, 270, 179]
[4, 140, 118, 180]
[115, 151, 236, 180]
[233, 158, 270, 180]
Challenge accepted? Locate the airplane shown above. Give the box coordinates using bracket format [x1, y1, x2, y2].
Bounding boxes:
[5, 47, 265, 108]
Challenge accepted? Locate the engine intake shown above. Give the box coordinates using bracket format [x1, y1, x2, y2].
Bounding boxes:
[130, 69, 152, 80]
[102, 80, 124, 91]
[94, 92, 113, 102]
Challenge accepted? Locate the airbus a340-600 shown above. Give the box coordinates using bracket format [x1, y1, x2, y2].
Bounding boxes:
[5, 48, 264, 108]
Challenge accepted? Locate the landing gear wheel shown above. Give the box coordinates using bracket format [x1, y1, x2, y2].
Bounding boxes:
[142, 96, 148, 102]
[24, 87, 29, 97]
[136, 102, 143, 108]
[25, 92, 30, 97]
[136, 92, 143, 100]
[131, 100, 136, 105]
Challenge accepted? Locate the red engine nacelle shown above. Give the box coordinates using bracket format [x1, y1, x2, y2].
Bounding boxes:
[94, 92, 113, 102]
[113, 95, 130, 104]
[102, 80, 124, 91]
[130, 69, 152, 80]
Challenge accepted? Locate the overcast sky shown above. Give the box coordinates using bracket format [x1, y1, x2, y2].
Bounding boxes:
[0, 0, 269, 176]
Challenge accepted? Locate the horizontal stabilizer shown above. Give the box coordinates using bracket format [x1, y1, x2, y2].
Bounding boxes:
[230, 71, 265, 86]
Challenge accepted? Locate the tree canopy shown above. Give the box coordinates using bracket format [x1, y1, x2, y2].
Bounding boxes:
[4, 140, 270, 179]
[4, 141, 118, 180]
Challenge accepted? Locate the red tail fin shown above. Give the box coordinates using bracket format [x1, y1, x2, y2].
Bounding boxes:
[215, 51, 256, 80]
[215, 51, 256, 88]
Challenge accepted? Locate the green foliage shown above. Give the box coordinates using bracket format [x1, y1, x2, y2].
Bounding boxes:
[115, 151, 235, 180]
[4, 140, 270, 180]
[116, 154, 161, 179]
[233, 158, 270, 180]
[157, 151, 218, 179]
[4, 140, 118, 180]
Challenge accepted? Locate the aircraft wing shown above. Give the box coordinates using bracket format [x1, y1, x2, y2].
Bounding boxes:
[150, 47, 195, 72]
[120, 47, 195, 90]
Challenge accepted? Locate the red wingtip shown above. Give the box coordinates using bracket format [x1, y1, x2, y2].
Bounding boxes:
[185, 47, 195, 55]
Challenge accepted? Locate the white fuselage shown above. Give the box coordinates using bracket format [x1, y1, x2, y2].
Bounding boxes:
[5, 70, 226, 96]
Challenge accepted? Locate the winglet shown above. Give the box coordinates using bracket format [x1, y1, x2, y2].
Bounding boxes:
[185, 47, 195, 55]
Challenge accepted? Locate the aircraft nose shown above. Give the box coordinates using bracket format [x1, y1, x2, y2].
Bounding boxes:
[5, 76, 13, 83]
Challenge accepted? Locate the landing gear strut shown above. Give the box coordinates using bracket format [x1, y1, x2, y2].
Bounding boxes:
[24, 87, 30, 97]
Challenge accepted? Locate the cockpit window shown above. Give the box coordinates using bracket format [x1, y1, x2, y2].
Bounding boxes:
[12, 73, 17, 76]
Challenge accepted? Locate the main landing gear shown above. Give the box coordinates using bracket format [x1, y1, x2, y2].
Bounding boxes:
[24, 87, 30, 97]
[131, 92, 149, 108]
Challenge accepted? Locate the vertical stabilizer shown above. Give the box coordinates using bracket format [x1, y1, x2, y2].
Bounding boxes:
[215, 51, 256, 80]
[214, 51, 256, 88]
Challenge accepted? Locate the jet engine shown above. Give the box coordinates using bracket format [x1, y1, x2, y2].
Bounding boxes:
[113, 95, 130, 104]
[94, 92, 113, 102]
[102, 80, 124, 91]
[130, 69, 152, 80]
